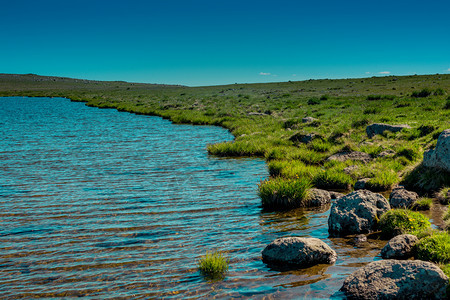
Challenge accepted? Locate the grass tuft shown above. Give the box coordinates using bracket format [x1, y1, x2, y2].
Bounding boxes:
[437, 187, 450, 205]
[258, 177, 312, 209]
[416, 231, 450, 264]
[198, 251, 229, 280]
[379, 209, 431, 238]
[410, 198, 433, 211]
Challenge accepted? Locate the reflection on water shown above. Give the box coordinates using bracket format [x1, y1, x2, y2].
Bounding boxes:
[0, 97, 395, 299]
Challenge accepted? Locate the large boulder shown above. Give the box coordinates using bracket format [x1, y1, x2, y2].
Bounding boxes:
[262, 237, 337, 267]
[366, 123, 411, 138]
[389, 186, 419, 208]
[380, 234, 419, 259]
[328, 190, 390, 236]
[327, 151, 372, 163]
[340, 260, 448, 299]
[423, 129, 450, 172]
[306, 188, 331, 206]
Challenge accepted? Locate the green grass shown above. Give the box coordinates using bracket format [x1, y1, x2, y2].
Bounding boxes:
[258, 177, 312, 209]
[378, 209, 431, 238]
[438, 187, 450, 205]
[198, 251, 229, 280]
[410, 197, 433, 211]
[416, 231, 450, 264]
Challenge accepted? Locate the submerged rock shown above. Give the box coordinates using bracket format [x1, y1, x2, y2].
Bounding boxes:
[340, 260, 448, 299]
[262, 237, 337, 267]
[327, 151, 372, 163]
[381, 234, 418, 259]
[328, 190, 390, 236]
[423, 129, 450, 172]
[366, 123, 411, 138]
[389, 186, 419, 208]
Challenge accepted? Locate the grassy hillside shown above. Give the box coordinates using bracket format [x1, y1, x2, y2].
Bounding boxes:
[1, 73, 449, 198]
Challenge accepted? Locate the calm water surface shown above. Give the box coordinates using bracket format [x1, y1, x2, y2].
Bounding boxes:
[0, 97, 389, 299]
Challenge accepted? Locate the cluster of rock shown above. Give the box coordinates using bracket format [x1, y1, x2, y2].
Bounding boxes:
[260, 128, 450, 298]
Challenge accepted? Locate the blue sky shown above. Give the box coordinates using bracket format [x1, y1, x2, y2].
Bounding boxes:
[1, 0, 449, 86]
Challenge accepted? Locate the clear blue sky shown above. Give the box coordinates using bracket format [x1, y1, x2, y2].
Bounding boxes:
[1, 0, 449, 86]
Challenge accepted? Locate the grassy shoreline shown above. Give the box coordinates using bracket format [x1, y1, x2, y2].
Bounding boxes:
[1, 73, 450, 198]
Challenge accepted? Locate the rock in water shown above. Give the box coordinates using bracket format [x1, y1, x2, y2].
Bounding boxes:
[328, 190, 390, 236]
[380, 234, 419, 259]
[423, 129, 450, 172]
[262, 237, 337, 267]
[306, 188, 331, 206]
[340, 260, 448, 299]
[366, 123, 411, 138]
[389, 186, 419, 208]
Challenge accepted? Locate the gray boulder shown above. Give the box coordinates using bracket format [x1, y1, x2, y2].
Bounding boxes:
[328, 190, 390, 236]
[289, 132, 321, 144]
[381, 234, 419, 259]
[306, 188, 331, 206]
[423, 129, 450, 172]
[262, 237, 337, 267]
[354, 178, 371, 190]
[389, 186, 419, 208]
[366, 123, 411, 138]
[327, 151, 372, 163]
[340, 260, 448, 299]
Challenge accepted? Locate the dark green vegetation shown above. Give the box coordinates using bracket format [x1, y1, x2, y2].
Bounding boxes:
[1, 73, 449, 196]
[410, 198, 433, 211]
[198, 251, 228, 280]
[416, 231, 450, 264]
[378, 209, 431, 238]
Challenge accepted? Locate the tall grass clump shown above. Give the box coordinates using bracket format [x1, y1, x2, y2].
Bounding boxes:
[378, 209, 431, 238]
[258, 177, 312, 210]
[411, 88, 432, 98]
[410, 198, 433, 211]
[313, 168, 355, 190]
[365, 169, 400, 191]
[416, 231, 450, 264]
[437, 187, 450, 204]
[198, 251, 229, 280]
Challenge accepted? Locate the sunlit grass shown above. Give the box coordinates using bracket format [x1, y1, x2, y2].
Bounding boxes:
[198, 251, 228, 280]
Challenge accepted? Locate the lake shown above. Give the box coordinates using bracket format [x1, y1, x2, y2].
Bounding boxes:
[0, 97, 386, 299]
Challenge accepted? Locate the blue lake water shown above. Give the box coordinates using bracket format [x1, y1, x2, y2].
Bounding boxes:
[0, 97, 387, 299]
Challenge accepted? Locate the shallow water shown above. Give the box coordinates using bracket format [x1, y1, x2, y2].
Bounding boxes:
[1, 97, 391, 299]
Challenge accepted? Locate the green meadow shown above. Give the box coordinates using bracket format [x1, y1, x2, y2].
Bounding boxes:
[2, 73, 449, 199]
